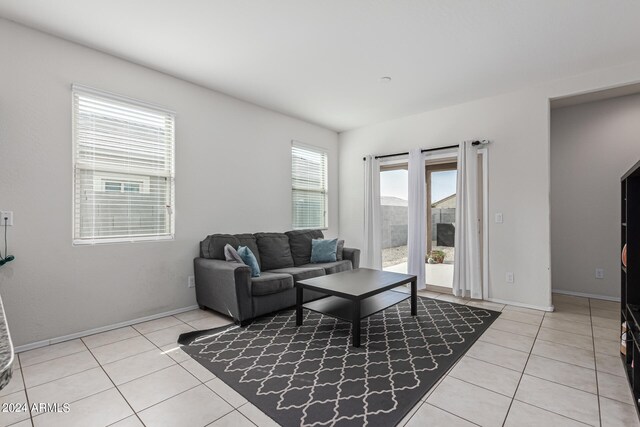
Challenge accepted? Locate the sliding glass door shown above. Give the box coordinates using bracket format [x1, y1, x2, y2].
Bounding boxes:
[426, 162, 457, 290]
[377, 150, 485, 296]
[380, 162, 409, 274]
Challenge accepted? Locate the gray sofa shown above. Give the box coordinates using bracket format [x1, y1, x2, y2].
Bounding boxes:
[194, 230, 360, 325]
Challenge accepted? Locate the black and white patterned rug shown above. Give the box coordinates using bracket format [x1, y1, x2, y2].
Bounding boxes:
[178, 295, 499, 427]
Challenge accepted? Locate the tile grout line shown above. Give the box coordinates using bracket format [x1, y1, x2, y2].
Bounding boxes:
[83, 336, 148, 427]
[419, 402, 483, 427]
[417, 317, 506, 426]
[534, 335, 595, 352]
[398, 402, 422, 427]
[130, 316, 194, 336]
[130, 316, 248, 414]
[419, 384, 485, 427]
[476, 334, 535, 354]
[205, 410, 258, 427]
[523, 352, 595, 373]
[21, 364, 98, 391]
[521, 371, 599, 397]
[510, 398, 595, 426]
[17, 355, 35, 427]
[495, 317, 544, 327]
[441, 373, 517, 399]
[17, 311, 201, 367]
[235, 402, 268, 427]
[82, 332, 142, 350]
[500, 308, 544, 427]
[463, 353, 526, 374]
[589, 298, 603, 427]
[113, 363, 180, 388]
[22, 336, 187, 392]
[18, 346, 88, 370]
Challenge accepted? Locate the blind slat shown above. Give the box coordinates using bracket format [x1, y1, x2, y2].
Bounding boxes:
[292, 142, 327, 230]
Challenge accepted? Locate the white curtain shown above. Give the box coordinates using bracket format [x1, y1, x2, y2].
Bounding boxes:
[407, 149, 426, 289]
[363, 155, 382, 269]
[453, 141, 482, 299]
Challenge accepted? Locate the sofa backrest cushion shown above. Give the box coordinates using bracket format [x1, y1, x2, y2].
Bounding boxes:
[285, 229, 324, 266]
[200, 234, 239, 259]
[254, 232, 294, 271]
[336, 239, 345, 261]
[199, 237, 210, 258]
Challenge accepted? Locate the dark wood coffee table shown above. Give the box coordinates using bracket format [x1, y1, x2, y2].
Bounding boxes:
[296, 268, 417, 347]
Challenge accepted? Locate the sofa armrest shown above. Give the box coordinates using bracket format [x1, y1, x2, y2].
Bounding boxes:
[193, 258, 252, 322]
[342, 247, 360, 269]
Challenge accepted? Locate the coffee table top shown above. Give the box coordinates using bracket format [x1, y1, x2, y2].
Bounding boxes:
[297, 268, 416, 300]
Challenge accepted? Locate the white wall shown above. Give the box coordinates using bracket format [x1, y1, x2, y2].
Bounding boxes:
[339, 89, 553, 308]
[0, 19, 338, 347]
[339, 60, 640, 310]
[551, 94, 640, 299]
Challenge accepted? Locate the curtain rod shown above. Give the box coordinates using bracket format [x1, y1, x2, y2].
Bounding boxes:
[362, 140, 487, 161]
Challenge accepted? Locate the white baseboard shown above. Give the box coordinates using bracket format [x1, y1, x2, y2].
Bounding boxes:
[553, 289, 620, 302]
[485, 297, 554, 312]
[14, 305, 200, 353]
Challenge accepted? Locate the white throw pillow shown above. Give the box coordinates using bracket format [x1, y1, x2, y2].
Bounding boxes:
[224, 244, 245, 264]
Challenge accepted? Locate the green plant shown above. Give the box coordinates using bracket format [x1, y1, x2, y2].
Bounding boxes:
[427, 250, 445, 264]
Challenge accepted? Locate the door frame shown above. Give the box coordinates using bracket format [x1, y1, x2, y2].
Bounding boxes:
[479, 147, 489, 300]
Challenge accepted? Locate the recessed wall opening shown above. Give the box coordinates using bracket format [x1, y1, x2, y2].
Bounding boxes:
[550, 83, 640, 301]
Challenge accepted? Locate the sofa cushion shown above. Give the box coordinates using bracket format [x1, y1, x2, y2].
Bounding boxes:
[301, 260, 352, 275]
[254, 232, 294, 271]
[267, 266, 326, 283]
[285, 229, 324, 266]
[336, 239, 345, 261]
[235, 233, 261, 268]
[251, 272, 294, 296]
[200, 234, 239, 259]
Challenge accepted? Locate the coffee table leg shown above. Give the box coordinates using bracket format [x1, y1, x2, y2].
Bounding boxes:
[411, 278, 417, 316]
[296, 285, 303, 326]
[352, 300, 361, 347]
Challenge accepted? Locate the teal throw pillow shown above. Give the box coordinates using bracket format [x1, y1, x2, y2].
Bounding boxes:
[310, 238, 338, 263]
[237, 246, 260, 277]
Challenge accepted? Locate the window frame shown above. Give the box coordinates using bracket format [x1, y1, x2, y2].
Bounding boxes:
[291, 141, 329, 230]
[71, 84, 176, 246]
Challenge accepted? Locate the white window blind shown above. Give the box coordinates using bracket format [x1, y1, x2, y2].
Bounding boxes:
[292, 142, 328, 229]
[72, 85, 175, 244]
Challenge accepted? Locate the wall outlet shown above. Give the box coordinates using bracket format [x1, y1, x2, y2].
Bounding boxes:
[595, 268, 604, 279]
[506, 272, 514, 283]
[187, 276, 195, 288]
[495, 213, 503, 224]
[0, 211, 13, 226]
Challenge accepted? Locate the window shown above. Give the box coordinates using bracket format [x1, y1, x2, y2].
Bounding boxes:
[72, 85, 175, 244]
[291, 142, 328, 229]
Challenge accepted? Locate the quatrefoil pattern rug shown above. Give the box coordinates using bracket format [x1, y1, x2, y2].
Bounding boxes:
[178, 295, 499, 427]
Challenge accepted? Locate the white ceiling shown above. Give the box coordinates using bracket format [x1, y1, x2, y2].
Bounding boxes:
[2, 1, 640, 132]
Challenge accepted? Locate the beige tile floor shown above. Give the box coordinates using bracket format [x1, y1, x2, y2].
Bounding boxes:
[1, 292, 638, 427]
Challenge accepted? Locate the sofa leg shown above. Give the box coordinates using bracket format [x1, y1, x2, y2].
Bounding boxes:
[198, 305, 207, 310]
[238, 319, 252, 327]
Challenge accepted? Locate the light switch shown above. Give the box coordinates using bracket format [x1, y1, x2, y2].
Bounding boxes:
[495, 213, 503, 224]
